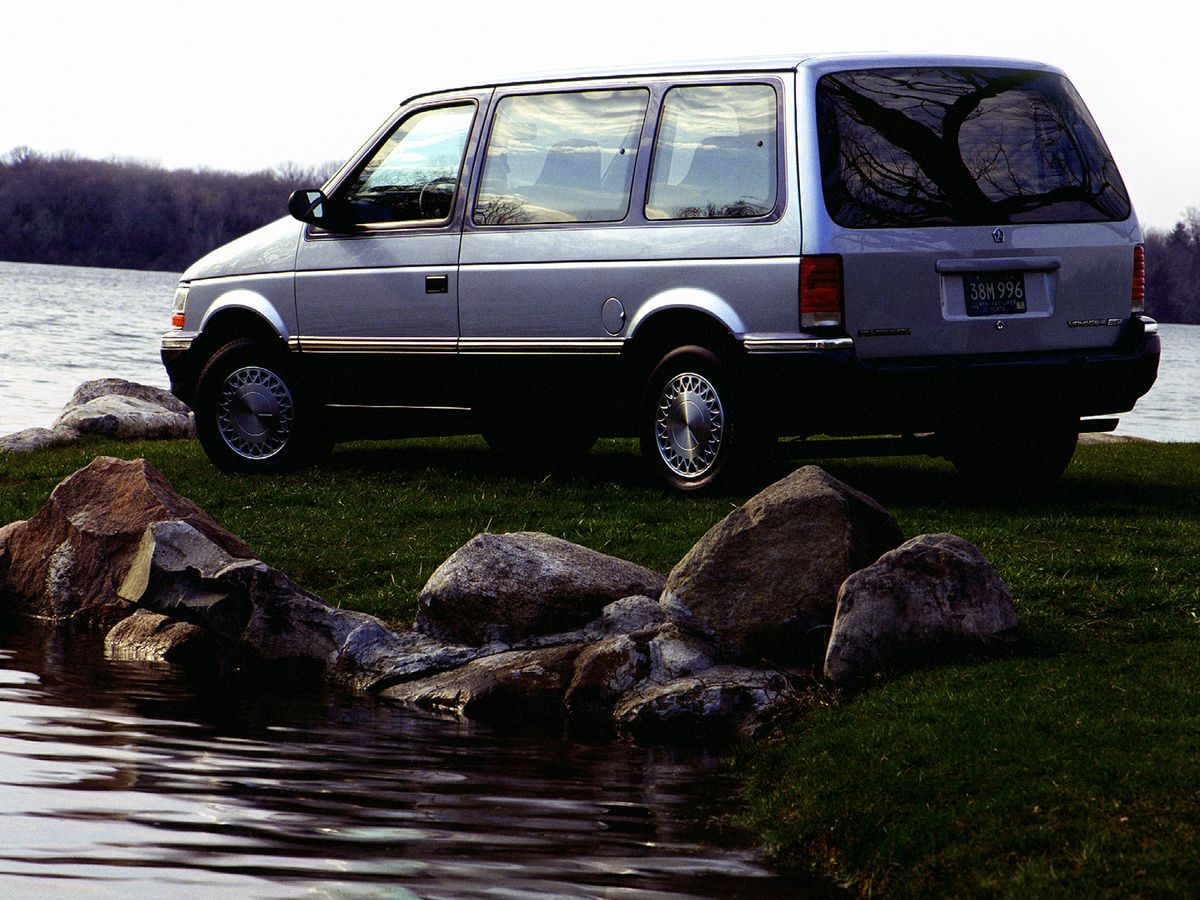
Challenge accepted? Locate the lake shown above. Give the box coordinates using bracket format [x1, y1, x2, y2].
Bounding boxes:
[1, 260, 1195, 441]
[0, 621, 814, 897]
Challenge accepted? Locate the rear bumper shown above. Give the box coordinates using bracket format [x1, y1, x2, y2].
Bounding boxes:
[744, 316, 1161, 435]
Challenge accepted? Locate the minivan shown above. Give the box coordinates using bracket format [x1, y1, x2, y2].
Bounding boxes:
[162, 53, 1159, 491]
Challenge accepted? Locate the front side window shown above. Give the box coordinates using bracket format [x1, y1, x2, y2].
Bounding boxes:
[339, 103, 475, 225]
[474, 89, 649, 226]
[646, 84, 778, 220]
[816, 67, 1132, 227]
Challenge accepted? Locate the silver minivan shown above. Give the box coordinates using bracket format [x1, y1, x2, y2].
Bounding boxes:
[162, 53, 1159, 491]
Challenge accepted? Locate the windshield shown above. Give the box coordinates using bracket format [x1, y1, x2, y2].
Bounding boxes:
[816, 67, 1132, 227]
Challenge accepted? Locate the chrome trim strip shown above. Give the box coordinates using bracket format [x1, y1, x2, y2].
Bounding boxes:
[459, 255, 799, 272]
[742, 337, 855, 354]
[161, 333, 194, 351]
[459, 338, 624, 355]
[297, 336, 457, 354]
[1138, 316, 1159, 335]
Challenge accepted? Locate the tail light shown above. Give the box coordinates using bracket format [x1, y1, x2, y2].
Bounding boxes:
[1132, 244, 1145, 313]
[801, 255, 843, 328]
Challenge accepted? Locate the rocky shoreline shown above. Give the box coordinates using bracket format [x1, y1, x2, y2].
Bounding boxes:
[1, 452, 1019, 741]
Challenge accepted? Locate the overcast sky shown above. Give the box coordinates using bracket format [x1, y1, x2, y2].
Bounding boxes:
[3, 0, 1196, 229]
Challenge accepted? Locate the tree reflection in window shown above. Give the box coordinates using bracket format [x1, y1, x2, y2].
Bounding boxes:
[816, 67, 1131, 227]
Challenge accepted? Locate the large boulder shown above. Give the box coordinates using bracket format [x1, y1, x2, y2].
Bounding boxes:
[661, 466, 904, 662]
[823, 533, 1017, 683]
[416, 532, 665, 645]
[0, 456, 253, 629]
[54, 378, 193, 441]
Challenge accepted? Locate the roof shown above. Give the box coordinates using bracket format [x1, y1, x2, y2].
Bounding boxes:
[401, 52, 1060, 104]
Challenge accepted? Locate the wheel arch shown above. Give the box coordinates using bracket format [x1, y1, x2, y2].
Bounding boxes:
[623, 305, 744, 376]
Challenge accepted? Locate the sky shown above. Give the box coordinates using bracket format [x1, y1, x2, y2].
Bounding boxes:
[3, 0, 1196, 230]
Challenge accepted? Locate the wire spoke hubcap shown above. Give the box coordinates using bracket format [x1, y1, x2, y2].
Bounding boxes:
[655, 372, 724, 478]
[216, 366, 294, 460]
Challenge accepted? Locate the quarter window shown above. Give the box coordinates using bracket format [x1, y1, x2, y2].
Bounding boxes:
[339, 103, 475, 225]
[474, 89, 649, 225]
[646, 84, 778, 220]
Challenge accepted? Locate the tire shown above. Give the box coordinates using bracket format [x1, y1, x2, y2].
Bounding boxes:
[194, 338, 328, 473]
[640, 345, 745, 492]
[948, 414, 1079, 495]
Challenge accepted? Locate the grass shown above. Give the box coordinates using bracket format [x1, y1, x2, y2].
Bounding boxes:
[2, 435, 1199, 895]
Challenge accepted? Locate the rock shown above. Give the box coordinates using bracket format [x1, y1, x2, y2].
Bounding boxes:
[416, 532, 665, 645]
[0, 456, 253, 630]
[1, 380, 193, 452]
[565, 634, 650, 723]
[613, 667, 791, 739]
[117, 519, 439, 688]
[55, 395, 193, 441]
[0, 425, 81, 453]
[600, 595, 669, 636]
[823, 533, 1017, 683]
[661, 466, 904, 662]
[65, 378, 190, 415]
[104, 610, 221, 664]
[379, 644, 586, 721]
[645, 624, 714, 683]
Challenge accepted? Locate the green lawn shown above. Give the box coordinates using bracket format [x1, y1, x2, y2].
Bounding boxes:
[3, 436, 1198, 895]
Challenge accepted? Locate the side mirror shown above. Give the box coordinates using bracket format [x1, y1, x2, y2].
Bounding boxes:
[287, 189, 350, 230]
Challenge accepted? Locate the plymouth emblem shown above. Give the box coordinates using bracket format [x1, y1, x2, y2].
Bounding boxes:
[992, 227, 1005, 244]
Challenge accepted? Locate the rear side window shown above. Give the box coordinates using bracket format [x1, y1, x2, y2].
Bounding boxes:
[646, 84, 778, 220]
[816, 67, 1131, 227]
[474, 89, 649, 225]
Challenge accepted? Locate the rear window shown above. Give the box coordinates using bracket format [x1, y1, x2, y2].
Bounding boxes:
[816, 67, 1131, 228]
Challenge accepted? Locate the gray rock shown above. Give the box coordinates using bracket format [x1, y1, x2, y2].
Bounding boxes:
[824, 533, 1017, 683]
[0, 425, 80, 453]
[65, 378, 190, 415]
[380, 644, 585, 721]
[661, 466, 904, 662]
[55, 395, 193, 441]
[646, 623, 715, 683]
[416, 532, 665, 645]
[613, 666, 791, 739]
[104, 610, 220, 664]
[600, 595, 669, 636]
[565, 634, 650, 722]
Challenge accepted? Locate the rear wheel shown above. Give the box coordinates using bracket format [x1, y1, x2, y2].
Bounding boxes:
[195, 339, 329, 473]
[640, 346, 746, 492]
[947, 414, 1079, 495]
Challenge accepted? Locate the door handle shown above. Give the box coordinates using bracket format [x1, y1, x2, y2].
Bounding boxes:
[425, 274, 449, 294]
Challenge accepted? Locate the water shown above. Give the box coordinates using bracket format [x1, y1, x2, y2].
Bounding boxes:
[0, 621, 812, 898]
[1, 260, 1196, 441]
[0, 261, 177, 435]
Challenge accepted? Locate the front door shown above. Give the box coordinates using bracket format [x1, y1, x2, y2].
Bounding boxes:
[294, 93, 488, 408]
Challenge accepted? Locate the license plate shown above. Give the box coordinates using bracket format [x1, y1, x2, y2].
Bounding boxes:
[963, 271, 1027, 317]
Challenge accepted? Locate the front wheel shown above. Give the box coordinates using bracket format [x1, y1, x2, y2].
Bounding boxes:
[194, 339, 328, 473]
[640, 346, 742, 493]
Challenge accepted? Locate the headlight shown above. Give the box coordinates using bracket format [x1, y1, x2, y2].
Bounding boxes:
[171, 284, 189, 328]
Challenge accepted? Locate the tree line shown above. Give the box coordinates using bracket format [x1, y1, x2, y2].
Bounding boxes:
[0, 148, 335, 273]
[0, 148, 1196, 323]
[1143, 209, 1200, 324]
